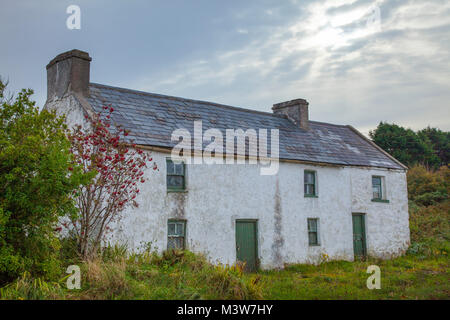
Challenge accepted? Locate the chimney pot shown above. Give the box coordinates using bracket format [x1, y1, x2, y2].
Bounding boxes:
[46, 49, 92, 101]
[272, 98, 310, 130]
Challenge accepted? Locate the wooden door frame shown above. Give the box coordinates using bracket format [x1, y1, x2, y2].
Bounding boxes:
[235, 219, 259, 271]
[352, 213, 367, 259]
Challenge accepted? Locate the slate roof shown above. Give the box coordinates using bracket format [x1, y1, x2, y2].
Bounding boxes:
[86, 83, 405, 170]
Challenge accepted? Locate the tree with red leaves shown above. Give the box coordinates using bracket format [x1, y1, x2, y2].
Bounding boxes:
[68, 106, 157, 259]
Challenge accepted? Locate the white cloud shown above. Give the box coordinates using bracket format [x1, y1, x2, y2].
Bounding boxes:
[133, 0, 450, 131]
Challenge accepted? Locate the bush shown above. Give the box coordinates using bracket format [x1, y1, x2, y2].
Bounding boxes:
[407, 165, 448, 206]
[408, 201, 449, 254]
[407, 164, 449, 257]
[100, 243, 129, 263]
[0, 79, 90, 284]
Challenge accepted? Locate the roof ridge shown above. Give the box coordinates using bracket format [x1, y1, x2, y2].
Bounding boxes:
[89, 82, 286, 119]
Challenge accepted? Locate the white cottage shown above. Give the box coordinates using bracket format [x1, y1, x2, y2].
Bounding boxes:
[44, 50, 410, 270]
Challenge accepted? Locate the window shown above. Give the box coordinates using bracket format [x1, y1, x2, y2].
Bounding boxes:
[166, 159, 186, 191]
[372, 176, 389, 203]
[372, 176, 382, 199]
[304, 170, 317, 197]
[167, 220, 186, 250]
[307, 218, 320, 246]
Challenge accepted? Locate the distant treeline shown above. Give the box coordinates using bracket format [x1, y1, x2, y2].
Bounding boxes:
[369, 122, 449, 170]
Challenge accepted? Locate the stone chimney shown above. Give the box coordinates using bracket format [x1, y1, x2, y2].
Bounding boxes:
[46, 49, 92, 101]
[272, 98, 310, 130]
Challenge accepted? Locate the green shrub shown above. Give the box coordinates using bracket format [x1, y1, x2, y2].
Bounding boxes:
[409, 201, 449, 246]
[407, 165, 448, 206]
[0, 79, 91, 284]
[101, 243, 129, 262]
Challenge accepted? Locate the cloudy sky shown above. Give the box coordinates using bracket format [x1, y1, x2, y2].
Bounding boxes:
[1, 0, 449, 134]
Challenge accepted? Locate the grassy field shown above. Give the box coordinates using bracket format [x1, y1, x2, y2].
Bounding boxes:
[1, 200, 448, 300]
[0, 246, 447, 300]
[257, 255, 448, 299]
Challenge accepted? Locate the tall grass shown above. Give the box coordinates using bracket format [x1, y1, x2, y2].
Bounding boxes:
[0, 272, 65, 300]
[0, 243, 263, 300]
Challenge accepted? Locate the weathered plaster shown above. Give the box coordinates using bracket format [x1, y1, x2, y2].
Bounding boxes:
[106, 154, 410, 269]
[44, 94, 90, 130]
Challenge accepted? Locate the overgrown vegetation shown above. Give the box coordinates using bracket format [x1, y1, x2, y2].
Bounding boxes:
[0, 79, 90, 285]
[407, 165, 449, 206]
[0, 247, 263, 300]
[407, 165, 449, 256]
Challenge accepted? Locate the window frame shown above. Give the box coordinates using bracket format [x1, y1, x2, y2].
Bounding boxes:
[371, 175, 389, 203]
[304, 170, 318, 198]
[167, 219, 186, 250]
[166, 158, 186, 192]
[307, 218, 320, 246]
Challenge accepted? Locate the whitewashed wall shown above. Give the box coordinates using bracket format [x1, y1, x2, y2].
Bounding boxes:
[106, 152, 410, 269]
[46, 96, 410, 269]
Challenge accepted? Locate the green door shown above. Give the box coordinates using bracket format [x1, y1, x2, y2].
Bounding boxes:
[235, 220, 258, 272]
[352, 214, 367, 259]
